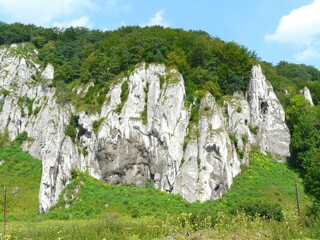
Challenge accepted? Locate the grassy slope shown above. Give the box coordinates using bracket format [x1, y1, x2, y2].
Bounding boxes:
[42, 152, 311, 221]
[0, 146, 42, 221]
[0, 147, 318, 239]
[220, 152, 312, 214]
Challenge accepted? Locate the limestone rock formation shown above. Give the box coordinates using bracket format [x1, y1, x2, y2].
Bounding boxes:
[224, 93, 251, 164]
[300, 86, 314, 106]
[246, 65, 290, 160]
[0, 43, 291, 212]
[173, 94, 241, 202]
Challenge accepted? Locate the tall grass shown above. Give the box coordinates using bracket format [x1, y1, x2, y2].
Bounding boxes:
[0, 146, 41, 221]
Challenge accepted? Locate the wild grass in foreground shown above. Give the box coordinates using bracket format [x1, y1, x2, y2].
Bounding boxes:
[1, 211, 319, 240]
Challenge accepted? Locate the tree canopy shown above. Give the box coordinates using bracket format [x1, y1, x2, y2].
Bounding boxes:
[1, 22, 259, 100]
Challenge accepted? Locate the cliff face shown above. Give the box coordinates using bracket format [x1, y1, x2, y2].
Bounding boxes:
[247, 65, 291, 160]
[0, 44, 290, 212]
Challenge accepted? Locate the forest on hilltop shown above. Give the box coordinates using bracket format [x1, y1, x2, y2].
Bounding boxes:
[0, 21, 320, 220]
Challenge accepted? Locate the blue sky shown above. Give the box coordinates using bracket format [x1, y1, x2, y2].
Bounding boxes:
[1, 0, 320, 68]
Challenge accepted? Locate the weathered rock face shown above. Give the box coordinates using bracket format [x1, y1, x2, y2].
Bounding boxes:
[0, 44, 77, 211]
[224, 93, 251, 164]
[84, 65, 189, 194]
[173, 94, 241, 202]
[246, 65, 290, 160]
[300, 86, 314, 106]
[0, 44, 290, 212]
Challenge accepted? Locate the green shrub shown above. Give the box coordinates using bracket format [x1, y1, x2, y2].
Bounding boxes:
[307, 201, 320, 220]
[17, 96, 34, 116]
[183, 136, 190, 151]
[115, 103, 123, 114]
[92, 118, 104, 133]
[203, 81, 222, 99]
[141, 83, 148, 125]
[14, 131, 28, 146]
[159, 75, 165, 89]
[190, 104, 200, 123]
[242, 134, 248, 145]
[197, 155, 201, 167]
[238, 150, 244, 159]
[96, 93, 106, 106]
[131, 208, 140, 218]
[141, 106, 148, 125]
[120, 81, 129, 102]
[237, 201, 283, 221]
[187, 210, 218, 231]
[70, 168, 79, 180]
[65, 115, 78, 140]
[228, 132, 238, 148]
[26, 98, 34, 116]
[249, 124, 259, 135]
[0, 89, 10, 97]
[236, 106, 242, 113]
[115, 81, 129, 114]
[31, 72, 42, 81]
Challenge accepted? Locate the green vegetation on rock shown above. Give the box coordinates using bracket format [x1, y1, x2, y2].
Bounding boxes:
[65, 115, 78, 140]
[92, 118, 104, 133]
[141, 83, 148, 125]
[115, 80, 129, 114]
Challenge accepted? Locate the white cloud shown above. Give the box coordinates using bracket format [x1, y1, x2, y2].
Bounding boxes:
[265, 0, 320, 45]
[148, 10, 168, 27]
[0, 0, 99, 27]
[53, 16, 93, 28]
[265, 0, 320, 61]
[294, 47, 320, 61]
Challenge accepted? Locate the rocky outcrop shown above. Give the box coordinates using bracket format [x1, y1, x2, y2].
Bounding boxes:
[0, 44, 290, 212]
[224, 93, 251, 164]
[0, 44, 76, 211]
[173, 94, 241, 201]
[223, 65, 291, 162]
[299, 86, 314, 106]
[246, 65, 290, 160]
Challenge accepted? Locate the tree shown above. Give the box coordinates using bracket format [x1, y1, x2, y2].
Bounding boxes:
[304, 149, 320, 200]
[286, 96, 320, 204]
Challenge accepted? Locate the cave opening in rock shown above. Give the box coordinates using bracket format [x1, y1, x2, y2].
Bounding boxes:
[260, 101, 268, 114]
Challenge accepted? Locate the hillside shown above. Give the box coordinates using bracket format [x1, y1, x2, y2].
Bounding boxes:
[0, 41, 292, 212]
[43, 152, 313, 220]
[0, 145, 318, 239]
[0, 145, 41, 221]
[0, 22, 320, 239]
